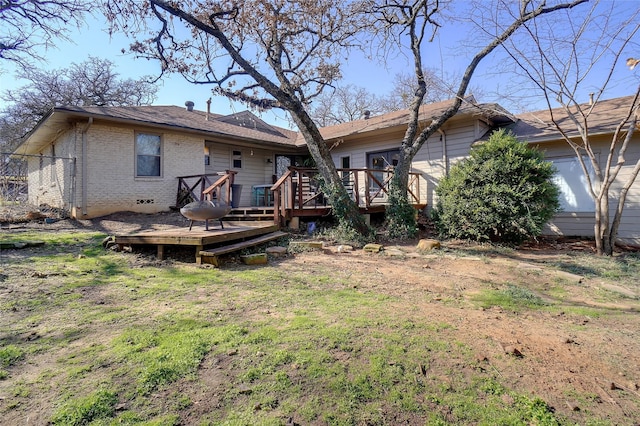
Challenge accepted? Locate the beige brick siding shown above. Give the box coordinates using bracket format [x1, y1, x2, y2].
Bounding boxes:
[73, 124, 205, 218]
[27, 130, 76, 211]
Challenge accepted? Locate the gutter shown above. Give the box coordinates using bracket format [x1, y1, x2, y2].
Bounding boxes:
[80, 118, 93, 216]
[437, 128, 448, 175]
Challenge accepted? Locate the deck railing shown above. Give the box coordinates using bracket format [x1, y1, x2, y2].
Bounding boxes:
[175, 171, 236, 207]
[271, 167, 422, 225]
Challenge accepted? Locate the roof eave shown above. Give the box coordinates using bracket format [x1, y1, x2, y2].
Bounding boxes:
[13, 108, 299, 156]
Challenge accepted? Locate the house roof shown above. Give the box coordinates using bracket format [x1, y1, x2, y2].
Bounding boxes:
[511, 95, 638, 143]
[296, 97, 516, 144]
[15, 94, 634, 158]
[14, 105, 299, 156]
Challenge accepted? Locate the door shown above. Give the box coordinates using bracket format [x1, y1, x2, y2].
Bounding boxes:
[367, 149, 400, 193]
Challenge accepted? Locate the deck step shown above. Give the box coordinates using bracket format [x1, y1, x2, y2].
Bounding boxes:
[199, 231, 288, 266]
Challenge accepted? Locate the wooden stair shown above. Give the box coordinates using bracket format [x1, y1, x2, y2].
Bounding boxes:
[198, 231, 287, 266]
[224, 206, 275, 221]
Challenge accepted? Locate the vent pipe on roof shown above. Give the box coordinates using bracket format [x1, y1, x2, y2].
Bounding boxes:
[185, 101, 195, 111]
[589, 93, 594, 106]
[363, 110, 371, 120]
[206, 98, 211, 121]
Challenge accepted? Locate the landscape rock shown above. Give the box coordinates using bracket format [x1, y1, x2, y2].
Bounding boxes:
[417, 239, 441, 251]
[240, 253, 268, 265]
[385, 248, 405, 257]
[503, 346, 524, 357]
[289, 241, 323, 249]
[266, 246, 288, 257]
[363, 243, 383, 253]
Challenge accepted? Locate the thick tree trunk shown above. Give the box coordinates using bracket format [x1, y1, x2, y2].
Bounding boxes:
[291, 112, 371, 237]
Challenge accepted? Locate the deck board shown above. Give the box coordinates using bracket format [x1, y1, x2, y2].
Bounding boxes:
[114, 221, 279, 262]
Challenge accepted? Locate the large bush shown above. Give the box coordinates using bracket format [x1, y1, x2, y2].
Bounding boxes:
[433, 129, 560, 244]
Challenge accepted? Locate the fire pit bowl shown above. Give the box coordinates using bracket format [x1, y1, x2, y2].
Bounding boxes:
[180, 200, 232, 231]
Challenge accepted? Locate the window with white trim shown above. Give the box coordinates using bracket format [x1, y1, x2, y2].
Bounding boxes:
[550, 156, 596, 213]
[135, 132, 162, 177]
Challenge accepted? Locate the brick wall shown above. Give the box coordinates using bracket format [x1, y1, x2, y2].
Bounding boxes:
[75, 124, 204, 218]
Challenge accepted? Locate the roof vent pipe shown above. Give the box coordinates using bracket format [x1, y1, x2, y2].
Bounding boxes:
[589, 93, 594, 106]
[206, 98, 211, 121]
[185, 101, 195, 111]
[363, 110, 371, 120]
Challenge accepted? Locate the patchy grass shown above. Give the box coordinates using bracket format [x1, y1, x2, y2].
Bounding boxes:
[474, 283, 549, 311]
[550, 252, 640, 283]
[1, 230, 639, 425]
[0, 231, 105, 246]
[0, 345, 24, 368]
[50, 388, 118, 426]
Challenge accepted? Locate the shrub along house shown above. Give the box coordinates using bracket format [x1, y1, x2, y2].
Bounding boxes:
[12, 96, 640, 246]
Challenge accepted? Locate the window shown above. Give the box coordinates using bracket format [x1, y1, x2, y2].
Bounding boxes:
[204, 146, 210, 166]
[232, 150, 242, 169]
[550, 156, 596, 212]
[275, 155, 307, 178]
[136, 133, 162, 177]
[340, 156, 351, 186]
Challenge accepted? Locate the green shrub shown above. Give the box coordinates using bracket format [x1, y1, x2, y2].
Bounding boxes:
[433, 129, 560, 244]
[385, 185, 418, 239]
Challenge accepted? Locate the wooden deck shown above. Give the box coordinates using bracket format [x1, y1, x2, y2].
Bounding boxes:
[114, 221, 279, 264]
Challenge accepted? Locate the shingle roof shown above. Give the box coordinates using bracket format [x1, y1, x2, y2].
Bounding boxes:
[511, 95, 638, 142]
[16, 95, 634, 158]
[296, 97, 514, 143]
[54, 105, 299, 144]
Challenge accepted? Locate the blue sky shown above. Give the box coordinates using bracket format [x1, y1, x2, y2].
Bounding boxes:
[1, 1, 638, 129]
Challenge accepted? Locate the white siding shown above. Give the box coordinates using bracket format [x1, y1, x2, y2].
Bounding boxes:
[533, 134, 640, 246]
[327, 121, 480, 210]
[206, 142, 285, 206]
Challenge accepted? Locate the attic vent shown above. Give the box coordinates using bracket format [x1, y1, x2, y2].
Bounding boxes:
[363, 110, 371, 119]
[185, 101, 195, 111]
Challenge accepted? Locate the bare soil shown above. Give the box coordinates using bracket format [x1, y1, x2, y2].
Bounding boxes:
[2, 210, 640, 424]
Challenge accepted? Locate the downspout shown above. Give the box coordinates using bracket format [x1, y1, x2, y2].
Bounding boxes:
[437, 128, 448, 175]
[81, 118, 93, 216]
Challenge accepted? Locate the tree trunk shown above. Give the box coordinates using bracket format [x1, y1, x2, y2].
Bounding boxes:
[594, 190, 613, 256]
[291, 112, 371, 237]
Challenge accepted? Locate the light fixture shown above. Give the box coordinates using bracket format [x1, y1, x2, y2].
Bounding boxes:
[266, 158, 273, 164]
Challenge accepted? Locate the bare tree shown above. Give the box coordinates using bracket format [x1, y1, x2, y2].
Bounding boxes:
[379, 69, 485, 111]
[366, 0, 587, 238]
[497, 0, 640, 255]
[308, 84, 386, 126]
[308, 70, 482, 126]
[0, 0, 90, 68]
[1, 57, 157, 152]
[103, 0, 373, 236]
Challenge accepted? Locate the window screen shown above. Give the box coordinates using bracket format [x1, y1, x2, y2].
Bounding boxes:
[136, 133, 161, 177]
